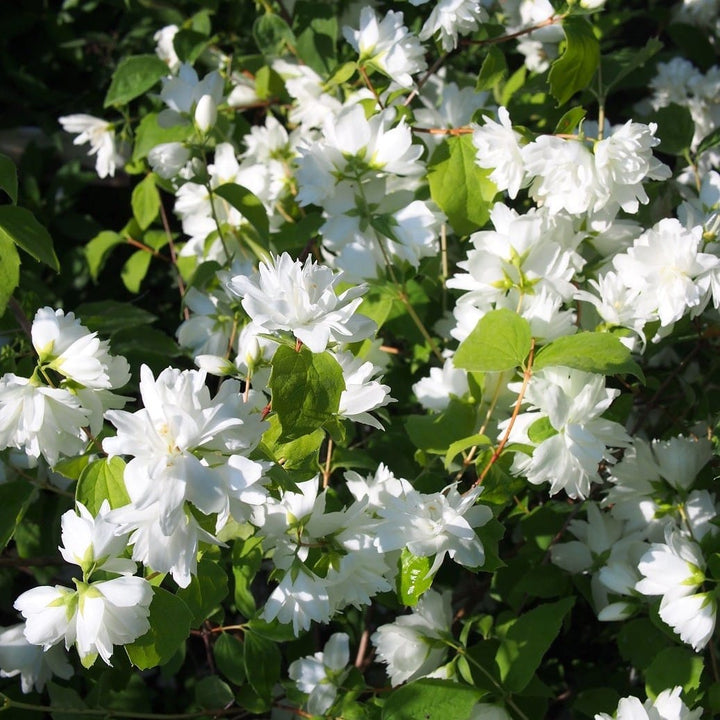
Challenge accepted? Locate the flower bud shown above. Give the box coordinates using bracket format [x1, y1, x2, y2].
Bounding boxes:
[194, 94, 217, 134]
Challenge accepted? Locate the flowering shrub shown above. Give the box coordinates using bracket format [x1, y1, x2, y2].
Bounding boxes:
[1, 0, 720, 718]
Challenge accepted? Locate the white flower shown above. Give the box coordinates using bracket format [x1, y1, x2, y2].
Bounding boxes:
[595, 686, 702, 720]
[505, 368, 631, 499]
[15, 578, 153, 667]
[375, 484, 492, 575]
[371, 589, 452, 686]
[59, 501, 135, 576]
[418, 0, 487, 51]
[635, 528, 715, 650]
[153, 25, 181, 73]
[344, 7, 427, 87]
[262, 568, 332, 635]
[159, 63, 225, 127]
[73, 576, 153, 666]
[472, 107, 526, 199]
[413, 355, 469, 411]
[593, 121, 671, 214]
[108, 502, 220, 588]
[613, 218, 719, 327]
[194, 94, 217, 133]
[522, 135, 598, 215]
[288, 633, 350, 715]
[104, 365, 265, 534]
[0, 624, 72, 694]
[31, 307, 130, 391]
[659, 592, 716, 651]
[334, 350, 394, 428]
[345, 463, 414, 508]
[225, 253, 375, 353]
[148, 141, 190, 179]
[0, 374, 91, 466]
[59, 114, 125, 179]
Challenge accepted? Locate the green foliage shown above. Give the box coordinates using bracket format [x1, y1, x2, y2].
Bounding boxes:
[427, 135, 498, 236]
[269, 345, 345, 440]
[454, 309, 532, 372]
[381, 679, 483, 720]
[533, 331, 645, 380]
[104, 55, 170, 108]
[126, 588, 194, 669]
[75, 457, 131, 514]
[549, 16, 600, 107]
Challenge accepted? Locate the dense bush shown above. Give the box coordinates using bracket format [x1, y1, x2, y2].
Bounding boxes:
[1, 1, 720, 718]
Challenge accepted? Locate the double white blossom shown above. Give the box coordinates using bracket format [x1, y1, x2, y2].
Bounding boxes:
[226, 252, 376, 353]
[371, 589, 452, 686]
[635, 528, 715, 651]
[288, 632, 350, 715]
[343, 7, 427, 88]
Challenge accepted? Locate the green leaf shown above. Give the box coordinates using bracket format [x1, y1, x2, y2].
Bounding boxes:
[132, 113, 192, 162]
[697, 126, 720, 156]
[405, 399, 478, 455]
[527, 416, 557, 444]
[121, 249, 152, 293]
[397, 549, 434, 606]
[533, 332, 644, 380]
[454, 309, 532, 372]
[0, 234, 20, 316]
[243, 628, 281, 702]
[215, 633, 246, 685]
[173, 29, 210, 64]
[652, 103, 695, 156]
[554, 106, 587, 135]
[548, 16, 600, 107]
[232, 535, 263, 618]
[617, 619, 670, 671]
[85, 230, 125, 282]
[0, 480, 36, 550]
[177, 557, 229, 627]
[325, 61, 357, 88]
[52, 455, 92, 483]
[476, 45, 507, 92]
[74, 300, 156, 334]
[293, 0, 338, 74]
[0, 205, 59, 271]
[269, 345, 345, 441]
[381, 679, 483, 720]
[131, 175, 161, 230]
[76, 457, 130, 514]
[214, 183, 270, 242]
[427, 135, 497, 236]
[253, 14, 296, 59]
[194, 676, 235, 710]
[495, 597, 574, 693]
[645, 646, 704, 699]
[0, 153, 18, 204]
[600, 38, 663, 98]
[444, 433, 492, 470]
[104, 55, 170, 108]
[259, 414, 325, 474]
[126, 588, 193, 669]
[48, 682, 87, 719]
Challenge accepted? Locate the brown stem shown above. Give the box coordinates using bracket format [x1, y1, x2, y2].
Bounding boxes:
[158, 196, 189, 321]
[354, 628, 370, 668]
[412, 126, 473, 136]
[475, 339, 536, 487]
[8, 297, 32, 339]
[125, 236, 168, 260]
[461, 14, 566, 47]
[358, 65, 384, 109]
